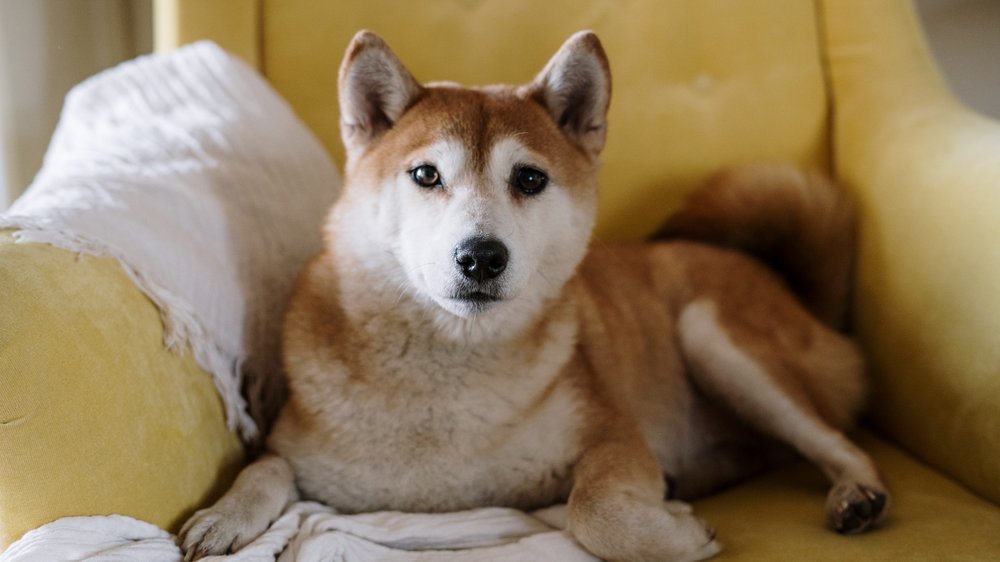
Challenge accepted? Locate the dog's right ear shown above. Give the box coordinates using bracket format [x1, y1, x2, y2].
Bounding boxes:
[339, 31, 422, 156]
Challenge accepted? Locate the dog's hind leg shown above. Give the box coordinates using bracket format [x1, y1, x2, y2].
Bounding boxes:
[179, 454, 298, 560]
[677, 299, 888, 535]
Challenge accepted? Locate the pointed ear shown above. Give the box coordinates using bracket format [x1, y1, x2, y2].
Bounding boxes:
[338, 31, 423, 155]
[529, 31, 611, 156]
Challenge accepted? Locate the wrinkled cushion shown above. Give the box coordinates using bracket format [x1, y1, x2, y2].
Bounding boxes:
[0, 232, 244, 548]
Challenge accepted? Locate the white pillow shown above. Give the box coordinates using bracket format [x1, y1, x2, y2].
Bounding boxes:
[0, 41, 340, 441]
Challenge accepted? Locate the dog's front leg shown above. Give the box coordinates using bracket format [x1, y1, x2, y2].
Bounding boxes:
[179, 453, 298, 561]
[568, 433, 721, 562]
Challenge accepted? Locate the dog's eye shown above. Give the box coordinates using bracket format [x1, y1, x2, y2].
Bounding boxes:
[410, 165, 442, 188]
[512, 166, 548, 196]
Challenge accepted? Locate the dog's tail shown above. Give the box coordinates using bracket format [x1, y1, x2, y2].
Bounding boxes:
[654, 165, 856, 330]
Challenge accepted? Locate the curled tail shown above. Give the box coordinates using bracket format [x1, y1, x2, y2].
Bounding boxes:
[655, 165, 856, 329]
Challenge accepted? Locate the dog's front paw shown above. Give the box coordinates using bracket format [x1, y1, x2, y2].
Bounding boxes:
[654, 505, 721, 562]
[178, 505, 272, 561]
[571, 499, 721, 562]
[825, 482, 889, 535]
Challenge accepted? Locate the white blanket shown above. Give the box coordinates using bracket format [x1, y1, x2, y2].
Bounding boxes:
[0, 41, 340, 441]
[1, 503, 598, 562]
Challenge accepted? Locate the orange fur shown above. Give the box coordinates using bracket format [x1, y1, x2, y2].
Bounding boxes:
[656, 166, 856, 328]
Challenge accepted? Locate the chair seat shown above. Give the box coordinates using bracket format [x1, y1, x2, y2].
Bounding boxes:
[696, 432, 1000, 560]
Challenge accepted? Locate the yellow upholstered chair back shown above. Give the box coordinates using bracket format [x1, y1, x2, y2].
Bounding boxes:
[157, 0, 830, 241]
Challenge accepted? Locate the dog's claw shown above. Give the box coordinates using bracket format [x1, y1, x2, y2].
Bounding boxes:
[827, 484, 888, 535]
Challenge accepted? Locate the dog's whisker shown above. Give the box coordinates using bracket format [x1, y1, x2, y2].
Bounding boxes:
[383, 262, 438, 306]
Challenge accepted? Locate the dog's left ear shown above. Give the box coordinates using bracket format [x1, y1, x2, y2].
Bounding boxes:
[529, 31, 611, 156]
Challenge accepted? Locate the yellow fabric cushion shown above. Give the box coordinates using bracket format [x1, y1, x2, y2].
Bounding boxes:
[0, 232, 244, 548]
[822, 0, 1000, 504]
[261, 0, 830, 241]
[697, 432, 1000, 560]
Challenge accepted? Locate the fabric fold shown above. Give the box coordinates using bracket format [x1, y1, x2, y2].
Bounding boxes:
[0, 503, 598, 562]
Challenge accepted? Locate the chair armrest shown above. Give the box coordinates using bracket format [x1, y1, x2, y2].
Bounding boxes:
[0, 233, 244, 548]
[823, 0, 1000, 504]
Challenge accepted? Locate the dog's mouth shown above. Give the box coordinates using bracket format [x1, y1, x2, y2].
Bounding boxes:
[436, 279, 510, 317]
[452, 290, 502, 304]
[443, 287, 506, 315]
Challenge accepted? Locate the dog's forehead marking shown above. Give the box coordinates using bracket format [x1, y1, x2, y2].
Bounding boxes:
[487, 136, 548, 179]
[418, 138, 468, 173]
[364, 86, 593, 189]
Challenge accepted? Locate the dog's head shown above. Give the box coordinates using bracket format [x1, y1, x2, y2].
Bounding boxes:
[331, 31, 610, 335]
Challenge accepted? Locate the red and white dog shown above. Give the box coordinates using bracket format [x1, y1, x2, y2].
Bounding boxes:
[181, 31, 887, 562]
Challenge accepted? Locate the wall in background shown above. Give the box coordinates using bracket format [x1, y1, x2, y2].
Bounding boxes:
[916, 0, 1000, 120]
[0, 0, 152, 211]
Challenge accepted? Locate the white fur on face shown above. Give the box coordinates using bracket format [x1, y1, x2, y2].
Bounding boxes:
[393, 138, 475, 313]
[384, 135, 596, 337]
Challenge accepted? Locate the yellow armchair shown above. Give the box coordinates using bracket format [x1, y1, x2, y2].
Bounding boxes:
[3, 0, 999, 558]
[826, 1, 1000, 506]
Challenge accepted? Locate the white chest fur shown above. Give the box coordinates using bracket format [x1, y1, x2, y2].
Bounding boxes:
[274, 300, 585, 513]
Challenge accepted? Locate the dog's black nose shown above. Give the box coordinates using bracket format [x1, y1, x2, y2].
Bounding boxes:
[455, 237, 509, 282]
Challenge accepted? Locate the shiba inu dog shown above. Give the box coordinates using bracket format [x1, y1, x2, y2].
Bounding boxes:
[181, 30, 888, 562]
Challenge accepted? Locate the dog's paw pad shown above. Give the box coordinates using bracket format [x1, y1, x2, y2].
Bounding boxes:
[826, 484, 888, 535]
